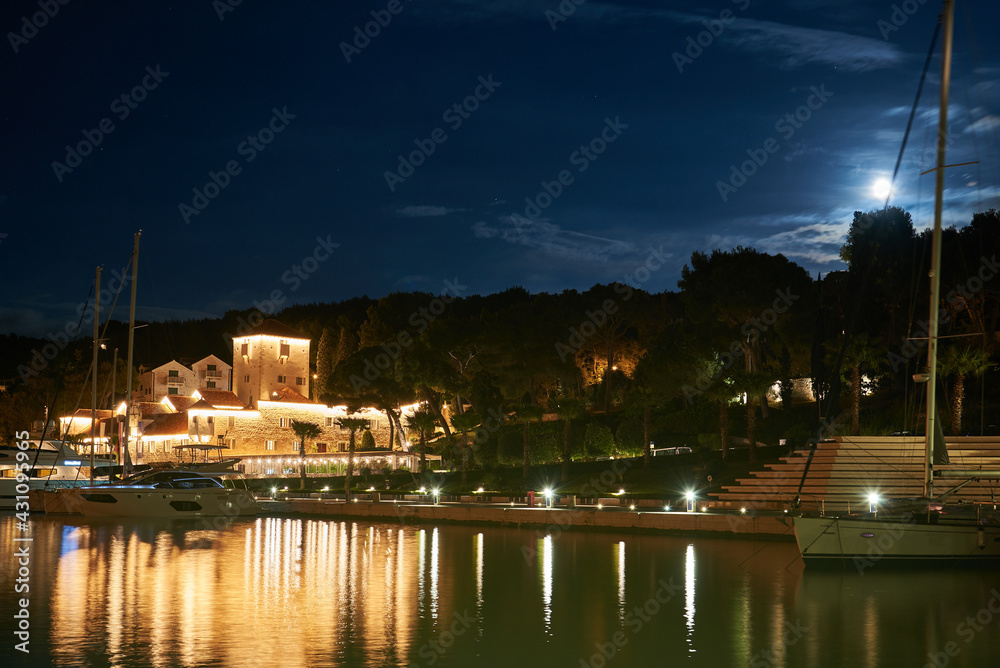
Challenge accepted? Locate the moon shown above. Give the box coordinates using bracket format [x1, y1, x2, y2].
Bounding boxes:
[872, 178, 892, 199]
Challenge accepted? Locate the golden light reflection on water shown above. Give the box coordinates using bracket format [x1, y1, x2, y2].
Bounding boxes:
[46, 519, 433, 668]
[9, 517, 998, 667]
[685, 543, 696, 655]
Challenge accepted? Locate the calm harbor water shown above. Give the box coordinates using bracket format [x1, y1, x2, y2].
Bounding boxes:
[2, 514, 999, 667]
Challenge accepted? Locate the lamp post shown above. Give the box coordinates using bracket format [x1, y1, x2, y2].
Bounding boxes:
[685, 490, 696, 513]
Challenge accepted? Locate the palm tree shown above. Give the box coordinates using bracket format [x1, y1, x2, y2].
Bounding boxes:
[735, 371, 775, 464]
[842, 333, 884, 435]
[513, 404, 544, 479]
[939, 345, 993, 435]
[335, 417, 369, 500]
[291, 420, 322, 490]
[406, 408, 439, 474]
[449, 410, 481, 485]
[554, 399, 584, 482]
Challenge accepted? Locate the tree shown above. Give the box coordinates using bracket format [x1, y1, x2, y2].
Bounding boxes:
[734, 371, 776, 463]
[314, 328, 335, 401]
[336, 416, 369, 499]
[513, 403, 544, 479]
[939, 346, 993, 435]
[406, 408, 438, 474]
[449, 410, 481, 485]
[842, 333, 884, 435]
[361, 429, 376, 451]
[554, 399, 584, 482]
[291, 420, 321, 490]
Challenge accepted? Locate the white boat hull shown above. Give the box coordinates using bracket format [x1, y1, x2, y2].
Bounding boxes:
[78, 487, 261, 518]
[793, 514, 1000, 564]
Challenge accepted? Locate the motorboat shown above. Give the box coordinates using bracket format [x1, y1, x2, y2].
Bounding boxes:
[1, 440, 115, 512]
[76, 468, 262, 517]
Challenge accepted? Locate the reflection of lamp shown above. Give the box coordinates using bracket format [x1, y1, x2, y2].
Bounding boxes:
[868, 492, 879, 515]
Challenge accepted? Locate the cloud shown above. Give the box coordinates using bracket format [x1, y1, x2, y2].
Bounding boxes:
[395, 205, 464, 217]
[964, 114, 1000, 134]
[472, 214, 635, 262]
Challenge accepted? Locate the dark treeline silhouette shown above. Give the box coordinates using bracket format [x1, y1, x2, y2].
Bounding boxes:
[4, 208, 999, 467]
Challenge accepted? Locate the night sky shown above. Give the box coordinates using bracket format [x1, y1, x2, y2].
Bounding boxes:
[3, 0, 999, 338]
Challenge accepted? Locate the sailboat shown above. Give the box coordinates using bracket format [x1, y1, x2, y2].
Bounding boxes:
[792, 0, 1000, 565]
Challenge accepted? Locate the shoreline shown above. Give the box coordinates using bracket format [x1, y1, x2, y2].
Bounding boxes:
[269, 498, 797, 541]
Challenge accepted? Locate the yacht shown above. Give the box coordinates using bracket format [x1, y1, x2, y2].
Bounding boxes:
[76, 468, 262, 517]
[1, 440, 115, 512]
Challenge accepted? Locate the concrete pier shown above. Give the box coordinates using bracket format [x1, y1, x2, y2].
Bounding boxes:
[276, 498, 797, 540]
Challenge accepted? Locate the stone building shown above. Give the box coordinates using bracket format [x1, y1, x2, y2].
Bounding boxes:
[137, 355, 232, 401]
[71, 319, 439, 474]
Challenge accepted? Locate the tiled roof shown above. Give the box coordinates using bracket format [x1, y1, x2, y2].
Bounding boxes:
[142, 413, 190, 437]
[194, 389, 246, 408]
[163, 396, 198, 412]
[267, 387, 315, 404]
[235, 319, 308, 340]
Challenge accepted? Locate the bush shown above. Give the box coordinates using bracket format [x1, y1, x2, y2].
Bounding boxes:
[361, 430, 376, 451]
[584, 422, 615, 458]
[615, 418, 644, 457]
[497, 429, 523, 466]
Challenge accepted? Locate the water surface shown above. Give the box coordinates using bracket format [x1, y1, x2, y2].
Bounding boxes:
[2, 515, 998, 667]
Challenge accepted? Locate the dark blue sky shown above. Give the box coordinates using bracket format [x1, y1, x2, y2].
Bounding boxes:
[2, 0, 999, 337]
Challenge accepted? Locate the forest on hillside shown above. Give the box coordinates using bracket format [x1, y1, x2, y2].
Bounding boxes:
[3, 208, 1000, 469]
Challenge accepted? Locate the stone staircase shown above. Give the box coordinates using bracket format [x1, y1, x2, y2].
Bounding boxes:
[708, 436, 1000, 513]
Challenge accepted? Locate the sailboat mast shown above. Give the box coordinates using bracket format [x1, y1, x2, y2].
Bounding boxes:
[122, 232, 141, 475]
[90, 266, 101, 484]
[924, 0, 954, 499]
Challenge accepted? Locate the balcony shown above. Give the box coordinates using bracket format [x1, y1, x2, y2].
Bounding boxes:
[200, 370, 223, 379]
[164, 375, 184, 387]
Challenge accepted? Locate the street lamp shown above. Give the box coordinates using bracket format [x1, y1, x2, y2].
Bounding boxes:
[685, 490, 696, 513]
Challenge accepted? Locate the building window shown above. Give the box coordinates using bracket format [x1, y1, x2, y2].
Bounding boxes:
[295, 377, 304, 386]
[316, 443, 327, 454]
[241, 342, 250, 358]
[207, 364, 216, 371]
[339, 442, 348, 452]
[325, 417, 333, 427]
[207, 416, 214, 424]
[370, 419, 379, 430]
[266, 440, 276, 451]
[293, 440, 301, 451]
[226, 437, 236, 448]
[207, 381, 216, 389]
[244, 375, 250, 383]
[277, 375, 286, 383]
[168, 369, 178, 378]
[229, 416, 235, 428]
[279, 417, 288, 427]
[279, 341, 290, 358]
[168, 387, 178, 395]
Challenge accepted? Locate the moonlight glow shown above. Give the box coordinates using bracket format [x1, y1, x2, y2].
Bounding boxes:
[872, 178, 892, 199]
